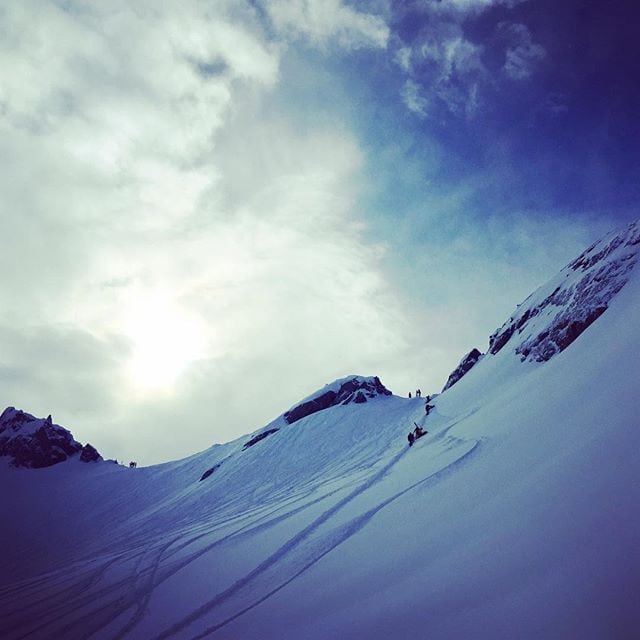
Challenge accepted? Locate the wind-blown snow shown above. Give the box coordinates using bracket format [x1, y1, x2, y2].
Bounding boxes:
[0, 222, 639, 639]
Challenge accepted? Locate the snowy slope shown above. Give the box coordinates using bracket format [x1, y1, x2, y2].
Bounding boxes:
[0, 221, 639, 640]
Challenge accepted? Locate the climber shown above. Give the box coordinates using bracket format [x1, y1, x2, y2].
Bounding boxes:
[413, 422, 427, 439]
[407, 431, 415, 447]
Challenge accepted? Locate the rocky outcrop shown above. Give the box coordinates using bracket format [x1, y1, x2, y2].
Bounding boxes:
[0, 407, 102, 468]
[242, 428, 279, 450]
[200, 462, 222, 481]
[489, 220, 640, 362]
[79, 443, 102, 463]
[442, 348, 483, 391]
[284, 376, 392, 425]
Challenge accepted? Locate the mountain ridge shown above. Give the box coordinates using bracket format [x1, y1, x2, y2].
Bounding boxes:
[0, 220, 638, 639]
[3, 220, 639, 471]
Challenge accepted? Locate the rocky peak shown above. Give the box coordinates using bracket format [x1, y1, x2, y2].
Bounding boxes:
[0, 407, 102, 468]
[284, 376, 392, 425]
[488, 219, 640, 362]
[442, 348, 483, 392]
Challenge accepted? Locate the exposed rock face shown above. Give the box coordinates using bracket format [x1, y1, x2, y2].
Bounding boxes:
[488, 220, 640, 362]
[200, 462, 222, 481]
[442, 348, 483, 391]
[0, 407, 102, 468]
[79, 443, 102, 463]
[284, 376, 392, 425]
[242, 428, 279, 450]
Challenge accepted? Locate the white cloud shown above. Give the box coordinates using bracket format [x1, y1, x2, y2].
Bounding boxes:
[419, 34, 485, 84]
[401, 80, 429, 117]
[265, 0, 389, 50]
[0, 0, 407, 464]
[395, 46, 413, 72]
[399, 28, 486, 118]
[394, 0, 538, 118]
[420, 0, 527, 16]
[500, 22, 546, 80]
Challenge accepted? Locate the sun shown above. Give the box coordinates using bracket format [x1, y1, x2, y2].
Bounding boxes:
[123, 297, 205, 392]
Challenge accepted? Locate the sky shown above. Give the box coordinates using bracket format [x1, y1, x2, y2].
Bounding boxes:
[1, 0, 638, 465]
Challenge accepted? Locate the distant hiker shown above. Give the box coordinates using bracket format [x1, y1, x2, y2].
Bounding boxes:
[408, 392, 412, 398]
[407, 432, 415, 447]
[416, 389, 421, 398]
[425, 402, 433, 416]
[129, 461, 137, 468]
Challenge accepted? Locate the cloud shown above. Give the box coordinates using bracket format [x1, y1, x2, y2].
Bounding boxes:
[0, 323, 128, 457]
[419, 0, 527, 16]
[265, 0, 390, 50]
[393, 0, 541, 118]
[401, 80, 429, 117]
[541, 92, 569, 116]
[395, 46, 413, 72]
[0, 0, 407, 464]
[395, 21, 486, 119]
[499, 22, 546, 80]
[0, 0, 615, 468]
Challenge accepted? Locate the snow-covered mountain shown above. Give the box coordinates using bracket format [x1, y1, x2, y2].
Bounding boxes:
[1, 220, 639, 639]
[0, 407, 102, 468]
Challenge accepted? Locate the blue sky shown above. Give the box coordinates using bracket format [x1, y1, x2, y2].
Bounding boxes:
[0, 0, 637, 463]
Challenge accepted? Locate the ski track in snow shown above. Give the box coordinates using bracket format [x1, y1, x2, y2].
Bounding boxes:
[187, 440, 481, 639]
[0, 409, 480, 640]
[153, 426, 480, 638]
[0, 466, 375, 639]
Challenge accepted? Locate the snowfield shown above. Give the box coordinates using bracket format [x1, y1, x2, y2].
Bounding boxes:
[1, 222, 639, 639]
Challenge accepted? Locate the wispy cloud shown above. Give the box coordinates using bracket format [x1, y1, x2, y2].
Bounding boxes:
[264, 0, 390, 50]
[0, 0, 623, 466]
[419, 0, 527, 16]
[0, 1, 406, 463]
[499, 22, 546, 80]
[395, 21, 486, 119]
[392, 0, 542, 118]
[401, 80, 429, 117]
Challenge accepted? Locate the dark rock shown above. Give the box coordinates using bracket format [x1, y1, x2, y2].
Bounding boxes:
[0, 407, 101, 468]
[285, 391, 337, 424]
[489, 220, 640, 362]
[442, 348, 483, 391]
[80, 443, 102, 463]
[517, 305, 607, 362]
[200, 463, 222, 481]
[242, 428, 279, 450]
[284, 376, 391, 425]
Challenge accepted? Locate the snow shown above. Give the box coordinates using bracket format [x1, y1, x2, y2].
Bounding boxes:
[489, 219, 639, 362]
[0, 223, 639, 639]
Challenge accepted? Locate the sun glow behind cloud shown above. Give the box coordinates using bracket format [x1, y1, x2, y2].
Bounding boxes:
[123, 297, 207, 393]
[0, 0, 623, 464]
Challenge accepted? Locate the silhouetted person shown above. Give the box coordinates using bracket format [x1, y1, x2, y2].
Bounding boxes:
[408, 392, 412, 398]
[408, 432, 415, 447]
[413, 422, 427, 438]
